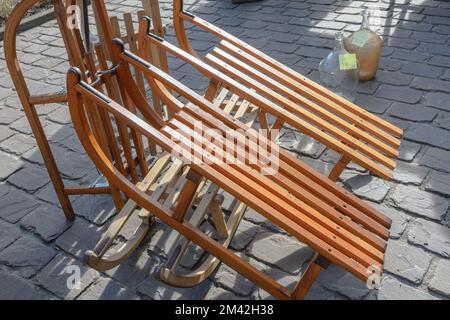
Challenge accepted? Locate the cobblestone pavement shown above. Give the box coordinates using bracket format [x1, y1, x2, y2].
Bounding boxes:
[1, 0, 450, 300]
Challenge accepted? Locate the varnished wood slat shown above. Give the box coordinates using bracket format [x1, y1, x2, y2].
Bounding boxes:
[182, 103, 390, 241]
[176, 11, 403, 138]
[138, 35, 394, 180]
[72, 73, 372, 283]
[29, 93, 67, 105]
[166, 118, 384, 265]
[205, 53, 397, 169]
[119, 46, 392, 229]
[210, 46, 399, 157]
[217, 40, 401, 149]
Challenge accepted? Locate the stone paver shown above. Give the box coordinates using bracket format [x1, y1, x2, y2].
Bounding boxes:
[36, 253, 99, 300]
[0, 235, 57, 278]
[378, 276, 438, 300]
[20, 205, 72, 242]
[390, 184, 448, 221]
[408, 219, 450, 258]
[428, 259, 450, 298]
[0, 0, 450, 300]
[0, 269, 51, 300]
[384, 240, 432, 284]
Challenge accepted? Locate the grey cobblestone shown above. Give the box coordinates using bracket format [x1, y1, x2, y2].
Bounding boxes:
[0, 152, 24, 180]
[0, 134, 37, 155]
[389, 103, 438, 122]
[230, 219, 259, 251]
[0, 235, 57, 278]
[411, 76, 450, 93]
[343, 174, 391, 203]
[402, 62, 442, 78]
[251, 268, 297, 300]
[0, 127, 15, 143]
[78, 277, 139, 300]
[376, 85, 423, 104]
[137, 272, 213, 300]
[54, 219, 104, 259]
[390, 49, 430, 62]
[354, 94, 392, 114]
[422, 92, 450, 111]
[428, 55, 450, 68]
[428, 259, 450, 297]
[20, 205, 72, 242]
[390, 185, 448, 221]
[0, 108, 23, 125]
[425, 170, 450, 197]
[397, 141, 421, 162]
[0, 221, 22, 251]
[375, 70, 412, 86]
[393, 162, 428, 185]
[406, 123, 450, 150]
[36, 253, 99, 300]
[0, 269, 51, 300]
[211, 256, 259, 297]
[8, 165, 50, 193]
[0, 184, 40, 223]
[106, 247, 159, 289]
[246, 231, 314, 275]
[317, 264, 372, 300]
[373, 205, 410, 240]
[408, 220, 450, 258]
[435, 112, 450, 130]
[378, 276, 437, 300]
[384, 240, 432, 284]
[205, 285, 246, 300]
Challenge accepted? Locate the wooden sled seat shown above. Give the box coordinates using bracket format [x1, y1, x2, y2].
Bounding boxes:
[171, 0, 403, 181]
[66, 39, 393, 299]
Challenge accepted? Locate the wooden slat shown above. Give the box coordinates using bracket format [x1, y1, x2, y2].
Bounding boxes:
[205, 53, 397, 169]
[179, 12, 403, 138]
[210, 46, 399, 157]
[73, 78, 372, 282]
[183, 103, 390, 239]
[150, 159, 184, 202]
[163, 123, 383, 268]
[223, 93, 240, 114]
[167, 116, 385, 263]
[218, 40, 401, 149]
[137, 36, 394, 180]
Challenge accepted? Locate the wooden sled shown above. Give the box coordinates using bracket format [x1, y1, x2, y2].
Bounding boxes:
[4, 0, 183, 273]
[4, 0, 168, 220]
[66, 38, 394, 299]
[73, 0, 402, 289]
[171, 0, 403, 181]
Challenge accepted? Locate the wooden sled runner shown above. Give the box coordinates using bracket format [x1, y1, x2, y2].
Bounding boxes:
[66, 37, 393, 299]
